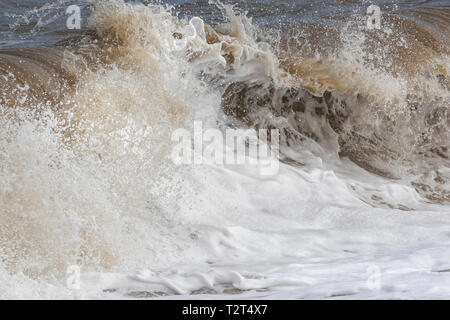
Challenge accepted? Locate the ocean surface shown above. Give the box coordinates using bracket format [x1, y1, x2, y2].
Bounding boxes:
[0, 0, 449, 299]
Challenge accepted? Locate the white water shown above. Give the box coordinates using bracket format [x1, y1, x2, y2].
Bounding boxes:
[0, 0, 449, 299]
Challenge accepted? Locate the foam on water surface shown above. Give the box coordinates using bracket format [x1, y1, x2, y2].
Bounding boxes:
[0, 0, 449, 299]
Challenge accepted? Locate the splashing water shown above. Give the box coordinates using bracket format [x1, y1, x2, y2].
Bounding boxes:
[0, 0, 449, 299]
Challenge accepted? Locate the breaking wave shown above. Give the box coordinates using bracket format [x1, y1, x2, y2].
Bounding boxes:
[0, 0, 449, 296]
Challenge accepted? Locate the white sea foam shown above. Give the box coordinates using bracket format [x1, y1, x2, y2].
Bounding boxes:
[0, 0, 449, 299]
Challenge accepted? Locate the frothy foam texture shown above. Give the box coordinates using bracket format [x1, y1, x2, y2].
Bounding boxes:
[0, 0, 449, 299]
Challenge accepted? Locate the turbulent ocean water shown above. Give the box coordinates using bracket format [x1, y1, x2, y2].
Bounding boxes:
[0, 0, 449, 299]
